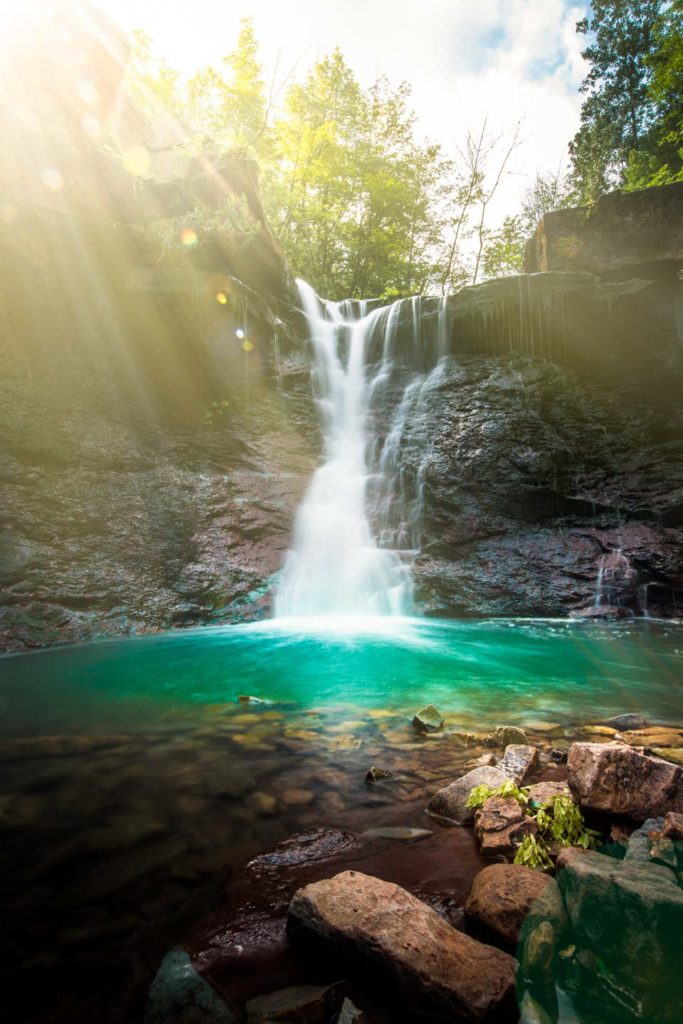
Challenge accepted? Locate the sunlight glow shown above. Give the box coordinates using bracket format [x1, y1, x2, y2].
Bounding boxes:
[122, 145, 151, 176]
[42, 168, 63, 191]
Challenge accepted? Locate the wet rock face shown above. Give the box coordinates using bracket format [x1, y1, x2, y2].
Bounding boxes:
[0, 379, 316, 649]
[287, 871, 517, 1024]
[404, 354, 683, 620]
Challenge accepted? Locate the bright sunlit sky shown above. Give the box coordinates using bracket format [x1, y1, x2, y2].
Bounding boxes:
[96, 0, 590, 217]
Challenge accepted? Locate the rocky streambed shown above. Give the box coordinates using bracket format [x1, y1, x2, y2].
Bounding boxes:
[2, 694, 682, 1024]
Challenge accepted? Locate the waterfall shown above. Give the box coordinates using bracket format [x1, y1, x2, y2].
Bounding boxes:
[275, 280, 449, 619]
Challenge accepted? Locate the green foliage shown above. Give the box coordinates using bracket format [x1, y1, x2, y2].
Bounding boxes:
[264, 56, 444, 298]
[536, 796, 601, 850]
[569, 1, 682, 202]
[514, 833, 555, 871]
[186, 19, 273, 161]
[466, 780, 530, 810]
[625, 0, 683, 188]
[152, 197, 259, 264]
[467, 784, 600, 868]
[202, 400, 230, 426]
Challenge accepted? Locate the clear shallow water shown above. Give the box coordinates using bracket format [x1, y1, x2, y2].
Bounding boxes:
[2, 616, 682, 738]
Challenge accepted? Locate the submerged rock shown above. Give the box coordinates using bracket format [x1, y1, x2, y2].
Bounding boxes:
[362, 827, 433, 842]
[567, 741, 683, 819]
[602, 713, 648, 731]
[427, 766, 508, 825]
[145, 949, 238, 1024]
[484, 726, 528, 748]
[364, 766, 397, 783]
[287, 871, 517, 1023]
[465, 864, 556, 948]
[245, 982, 346, 1023]
[412, 704, 444, 733]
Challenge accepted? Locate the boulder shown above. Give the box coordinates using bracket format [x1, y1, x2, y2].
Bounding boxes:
[145, 949, 238, 1024]
[474, 797, 537, 859]
[465, 864, 555, 948]
[288, 872, 517, 1024]
[526, 781, 571, 807]
[484, 726, 528, 748]
[663, 811, 683, 841]
[427, 766, 508, 825]
[567, 741, 683, 819]
[497, 744, 538, 784]
[555, 847, 683, 1021]
[245, 983, 346, 1023]
[412, 704, 444, 733]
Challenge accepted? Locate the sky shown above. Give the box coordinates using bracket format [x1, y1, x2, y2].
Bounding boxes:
[96, 0, 589, 218]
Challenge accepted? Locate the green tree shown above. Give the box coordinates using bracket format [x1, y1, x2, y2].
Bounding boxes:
[626, 0, 683, 186]
[186, 18, 273, 159]
[265, 54, 443, 298]
[569, 0, 660, 202]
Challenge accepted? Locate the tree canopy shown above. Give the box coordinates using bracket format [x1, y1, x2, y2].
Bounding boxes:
[570, 0, 682, 202]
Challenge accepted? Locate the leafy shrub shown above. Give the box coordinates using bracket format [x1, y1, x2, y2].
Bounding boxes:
[466, 780, 530, 810]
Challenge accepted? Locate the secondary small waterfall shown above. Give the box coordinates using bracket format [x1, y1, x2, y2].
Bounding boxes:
[275, 281, 449, 618]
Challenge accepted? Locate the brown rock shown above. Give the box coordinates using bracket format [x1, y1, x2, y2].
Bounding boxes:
[426, 766, 508, 825]
[474, 797, 537, 859]
[526, 781, 571, 807]
[662, 811, 683, 841]
[245, 982, 346, 1023]
[567, 742, 683, 819]
[465, 864, 555, 948]
[412, 704, 444, 733]
[484, 726, 528, 748]
[288, 871, 517, 1024]
[497, 744, 539, 784]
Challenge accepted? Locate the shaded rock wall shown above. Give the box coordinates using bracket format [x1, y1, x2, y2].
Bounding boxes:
[524, 182, 683, 281]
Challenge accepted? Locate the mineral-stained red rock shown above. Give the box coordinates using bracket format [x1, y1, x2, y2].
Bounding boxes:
[288, 871, 517, 1024]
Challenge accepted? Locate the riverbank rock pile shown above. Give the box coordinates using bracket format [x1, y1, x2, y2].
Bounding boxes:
[140, 718, 683, 1024]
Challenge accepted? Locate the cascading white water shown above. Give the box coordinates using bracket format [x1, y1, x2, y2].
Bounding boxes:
[275, 281, 408, 617]
[275, 280, 450, 619]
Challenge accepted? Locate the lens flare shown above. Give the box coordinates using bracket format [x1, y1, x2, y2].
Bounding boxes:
[76, 78, 98, 106]
[181, 228, 198, 247]
[81, 114, 101, 139]
[42, 168, 63, 191]
[242, 339, 254, 352]
[216, 292, 228, 304]
[235, 328, 245, 339]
